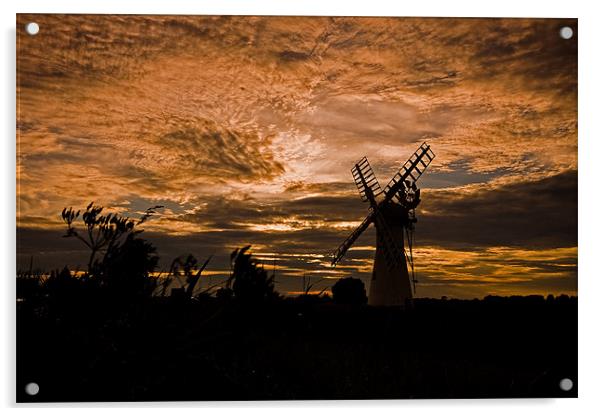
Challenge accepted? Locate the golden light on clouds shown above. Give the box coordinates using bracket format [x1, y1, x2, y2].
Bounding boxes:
[17, 15, 577, 298]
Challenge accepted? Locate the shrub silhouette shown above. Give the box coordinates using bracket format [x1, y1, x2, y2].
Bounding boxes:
[169, 254, 213, 299]
[228, 245, 277, 303]
[331, 277, 367, 306]
[97, 234, 159, 299]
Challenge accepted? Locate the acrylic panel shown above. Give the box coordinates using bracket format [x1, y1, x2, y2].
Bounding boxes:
[16, 14, 577, 402]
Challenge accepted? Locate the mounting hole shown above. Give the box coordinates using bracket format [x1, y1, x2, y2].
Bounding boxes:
[25, 22, 39, 36]
[24, 382, 39, 396]
[559, 26, 573, 40]
[559, 378, 573, 391]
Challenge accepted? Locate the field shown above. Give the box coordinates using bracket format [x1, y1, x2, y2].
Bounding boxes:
[17, 288, 577, 402]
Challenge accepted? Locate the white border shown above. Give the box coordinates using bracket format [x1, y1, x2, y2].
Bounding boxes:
[3, 0, 601, 414]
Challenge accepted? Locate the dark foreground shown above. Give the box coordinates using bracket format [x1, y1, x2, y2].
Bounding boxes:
[17, 294, 577, 402]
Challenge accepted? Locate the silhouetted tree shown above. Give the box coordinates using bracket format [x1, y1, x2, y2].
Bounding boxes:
[228, 245, 277, 303]
[332, 277, 367, 306]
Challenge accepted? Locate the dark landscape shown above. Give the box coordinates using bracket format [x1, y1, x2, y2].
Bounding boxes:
[17, 243, 577, 402]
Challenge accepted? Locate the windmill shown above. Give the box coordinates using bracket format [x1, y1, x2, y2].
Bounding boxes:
[331, 142, 435, 306]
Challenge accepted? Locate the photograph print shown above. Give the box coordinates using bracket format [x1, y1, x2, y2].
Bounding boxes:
[16, 15, 577, 401]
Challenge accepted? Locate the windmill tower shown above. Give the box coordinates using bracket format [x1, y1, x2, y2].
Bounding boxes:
[331, 142, 435, 306]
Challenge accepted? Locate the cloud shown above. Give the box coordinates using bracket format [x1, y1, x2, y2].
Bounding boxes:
[17, 171, 577, 297]
[142, 120, 285, 188]
[417, 170, 577, 248]
[173, 191, 366, 233]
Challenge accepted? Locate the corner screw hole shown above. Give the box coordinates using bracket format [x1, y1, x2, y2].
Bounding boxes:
[559, 26, 573, 40]
[25, 22, 39, 36]
[25, 382, 39, 396]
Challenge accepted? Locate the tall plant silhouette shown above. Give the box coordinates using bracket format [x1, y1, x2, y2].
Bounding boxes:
[228, 245, 277, 303]
[61, 202, 162, 299]
[61, 202, 161, 274]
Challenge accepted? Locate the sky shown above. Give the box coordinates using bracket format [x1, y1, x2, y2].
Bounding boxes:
[16, 15, 577, 298]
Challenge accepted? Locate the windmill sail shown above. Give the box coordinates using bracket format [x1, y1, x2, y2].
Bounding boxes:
[383, 142, 435, 203]
[331, 213, 373, 266]
[352, 157, 383, 204]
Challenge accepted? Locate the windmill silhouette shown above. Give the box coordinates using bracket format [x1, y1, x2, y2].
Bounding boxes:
[331, 142, 435, 306]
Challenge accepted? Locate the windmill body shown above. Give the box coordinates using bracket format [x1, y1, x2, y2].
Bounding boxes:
[370, 203, 412, 305]
[331, 142, 435, 306]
